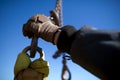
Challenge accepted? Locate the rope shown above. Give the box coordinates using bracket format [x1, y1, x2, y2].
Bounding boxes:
[62, 55, 71, 80]
[55, 0, 63, 27]
[51, 0, 72, 80]
[50, 0, 63, 27]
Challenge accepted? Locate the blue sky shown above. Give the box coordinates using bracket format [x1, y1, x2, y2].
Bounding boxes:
[0, 0, 120, 80]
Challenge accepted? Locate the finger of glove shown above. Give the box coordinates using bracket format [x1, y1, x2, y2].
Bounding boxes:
[28, 14, 50, 23]
[23, 23, 30, 36]
[23, 21, 41, 37]
[23, 23, 35, 38]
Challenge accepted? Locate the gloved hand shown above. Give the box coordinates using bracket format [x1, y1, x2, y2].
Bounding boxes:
[23, 14, 61, 44]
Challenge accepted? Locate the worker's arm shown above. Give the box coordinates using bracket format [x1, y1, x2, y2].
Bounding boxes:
[57, 25, 120, 80]
[23, 14, 120, 80]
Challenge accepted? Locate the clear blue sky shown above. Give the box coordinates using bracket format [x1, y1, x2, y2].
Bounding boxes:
[0, 0, 120, 80]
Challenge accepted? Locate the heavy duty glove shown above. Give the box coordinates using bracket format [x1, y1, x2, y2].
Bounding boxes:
[23, 14, 61, 44]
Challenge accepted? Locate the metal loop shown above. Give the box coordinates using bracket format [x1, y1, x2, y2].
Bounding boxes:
[22, 46, 44, 60]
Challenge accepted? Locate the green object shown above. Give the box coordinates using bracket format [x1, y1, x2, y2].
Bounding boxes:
[14, 52, 31, 76]
[30, 58, 49, 78]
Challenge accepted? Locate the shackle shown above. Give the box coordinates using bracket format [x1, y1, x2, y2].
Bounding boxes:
[22, 46, 44, 60]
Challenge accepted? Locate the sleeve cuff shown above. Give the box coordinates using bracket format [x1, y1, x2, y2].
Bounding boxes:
[57, 25, 77, 53]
